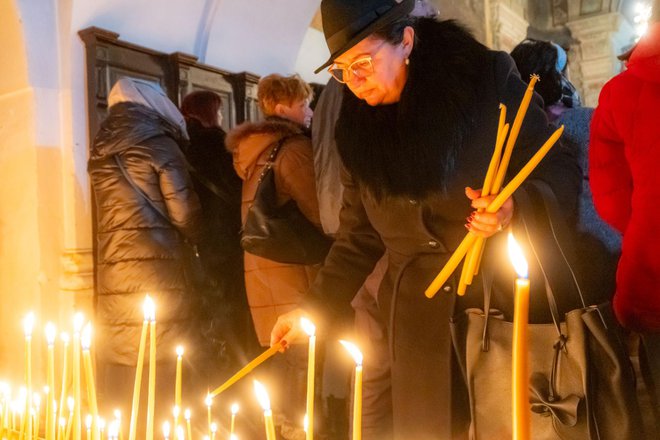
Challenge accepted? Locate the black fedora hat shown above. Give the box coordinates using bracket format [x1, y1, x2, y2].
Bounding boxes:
[315, 0, 415, 74]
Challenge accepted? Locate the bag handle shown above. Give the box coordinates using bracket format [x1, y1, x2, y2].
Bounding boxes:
[256, 134, 294, 184]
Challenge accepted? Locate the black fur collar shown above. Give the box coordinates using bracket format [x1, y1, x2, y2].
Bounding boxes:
[335, 19, 489, 200]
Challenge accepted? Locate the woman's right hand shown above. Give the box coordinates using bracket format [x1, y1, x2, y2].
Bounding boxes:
[270, 308, 309, 350]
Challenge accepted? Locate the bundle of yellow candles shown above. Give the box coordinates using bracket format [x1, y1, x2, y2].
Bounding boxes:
[425, 75, 565, 299]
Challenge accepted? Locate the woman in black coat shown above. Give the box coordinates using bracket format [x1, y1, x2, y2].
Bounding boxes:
[180, 91, 257, 372]
[88, 78, 203, 416]
[271, 1, 580, 439]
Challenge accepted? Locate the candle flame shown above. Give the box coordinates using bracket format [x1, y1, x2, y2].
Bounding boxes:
[339, 340, 363, 366]
[85, 414, 92, 429]
[33, 392, 41, 407]
[98, 418, 106, 431]
[162, 421, 171, 437]
[230, 435, 238, 440]
[61, 332, 70, 344]
[172, 405, 180, 418]
[231, 403, 239, 415]
[211, 422, 218, 433]
[176, 345, 184, 357]
[176, 425, 185, 439]
[23, 312, 35, 337]
[45, 322, 57, 345]
[67, 396, 74, 412]
[114, 408, 121, 420]
[507, 233, 528, 278]
[143, 295, 156, 321]
[81, 322, 92, 350]
[253, 380, 271, 411]
[59, 417, 66, 427]
[184, 408, 191, 420]
[73, 312, 85, 333]
[304, 414, 309, 433]
[108, 420, 120, 437]
[300, 317, 316, 337]
[205, 394, 213, 407]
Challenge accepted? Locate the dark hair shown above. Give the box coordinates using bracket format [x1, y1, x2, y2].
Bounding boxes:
[510, 39, 562, 107]
[371, 15, 419, 45]
[181, 90, 222, 128]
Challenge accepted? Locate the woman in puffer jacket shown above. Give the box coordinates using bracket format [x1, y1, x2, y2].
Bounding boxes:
[226, 73, 321, 440]
[88, 77, 203, 421]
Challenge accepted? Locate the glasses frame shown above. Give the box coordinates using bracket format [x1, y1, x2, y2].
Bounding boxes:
[327, 41, 388, 84]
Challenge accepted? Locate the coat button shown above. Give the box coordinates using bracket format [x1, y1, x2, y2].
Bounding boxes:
[443, 285, 452, 293]
[428, 240, 439, 248]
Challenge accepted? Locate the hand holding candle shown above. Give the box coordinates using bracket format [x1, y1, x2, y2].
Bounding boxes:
[508, 233, 530, 440]
[340, 341, 363, 440]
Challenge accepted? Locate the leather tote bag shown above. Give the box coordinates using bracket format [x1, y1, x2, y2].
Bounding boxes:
[240, 136, 332, 265]
[450, 181, 644, 440]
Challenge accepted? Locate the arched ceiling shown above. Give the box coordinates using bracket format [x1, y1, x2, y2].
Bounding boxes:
[68, 0, 324, 78]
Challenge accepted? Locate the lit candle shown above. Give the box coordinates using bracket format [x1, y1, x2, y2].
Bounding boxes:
[340, 341, 363, 440]
[146, 300, 157, 440]
[81, 323, 99, 440]
[174, 346, 183, 429]
[65, 396, 74, 440]
[230, 403, 238, 437]
[210, 422, 217, 440]
[205, 394, 212, 438]
[129, 296, 153, 440]
[108, 420, 119, 440]
[86, 414, 92, 440]
[33, 392, 41, 439]
[175, 425, 184, 440]
[46, 323, 57, 440]
[98, 418, 105, 439]
[24, 312, 35, 440]
[184, 408, 192, 440]
[508, 233, 530, 440]
[58, 416, 66, 440]
[113, 409, 123, 440]
[73, 312, 85, 440]
[58, 332, 70, 440]
[162, 421, 170, 440]
[18, 388, 26, 440]
[300, 318, 316, 440]
[253, 381, 276, 440]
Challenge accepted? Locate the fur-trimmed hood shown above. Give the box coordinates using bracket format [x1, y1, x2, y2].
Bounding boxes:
[226, 117, 305, 180]
[335, 18, 489, 200]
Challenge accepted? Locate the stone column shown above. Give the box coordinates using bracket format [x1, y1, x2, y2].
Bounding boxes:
[566, 12, 634, 107]
[490, 0, 529, 52]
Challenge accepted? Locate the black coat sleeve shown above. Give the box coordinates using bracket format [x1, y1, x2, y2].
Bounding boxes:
[304, 166, 386, 328]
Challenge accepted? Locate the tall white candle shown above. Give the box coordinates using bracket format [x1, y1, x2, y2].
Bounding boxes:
[340, 341, 363, 440]
[300, 318, 316, 440]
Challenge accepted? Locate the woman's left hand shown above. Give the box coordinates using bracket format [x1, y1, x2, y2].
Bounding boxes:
[465, 187, 514, 237]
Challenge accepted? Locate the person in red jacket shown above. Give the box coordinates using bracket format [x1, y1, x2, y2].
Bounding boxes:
[589, 8, 660, 427]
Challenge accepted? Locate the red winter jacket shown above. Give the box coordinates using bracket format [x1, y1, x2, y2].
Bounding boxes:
[590, 23, 660, 332]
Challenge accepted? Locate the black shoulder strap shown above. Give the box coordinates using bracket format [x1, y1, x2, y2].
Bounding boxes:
[186, 163, 235, 206]
[256, 134, 294, 184]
